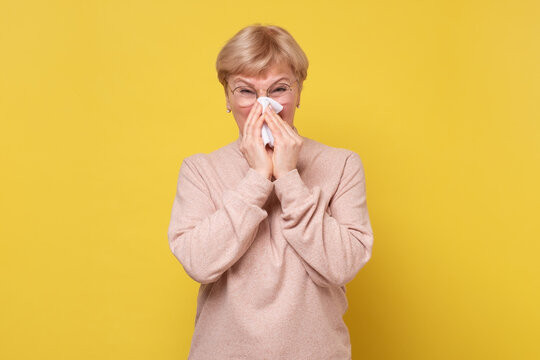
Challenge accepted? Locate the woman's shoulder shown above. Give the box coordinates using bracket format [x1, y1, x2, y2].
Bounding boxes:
[297, 136, 365, 181]
[301, 135, 359, 161]
[180, 138, 244, 170]
[180, 152, 207, 167]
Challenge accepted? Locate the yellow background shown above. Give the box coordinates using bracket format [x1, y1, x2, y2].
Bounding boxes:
[1, 0, 539, 359]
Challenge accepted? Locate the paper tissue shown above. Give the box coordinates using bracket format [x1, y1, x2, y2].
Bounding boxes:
[256, 97, 283, 148]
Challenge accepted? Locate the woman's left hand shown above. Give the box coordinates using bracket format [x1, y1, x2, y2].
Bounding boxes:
[264, 105, 303, 180]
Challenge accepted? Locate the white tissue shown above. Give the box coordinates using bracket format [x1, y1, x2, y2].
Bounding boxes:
[257, 97, 283, 148]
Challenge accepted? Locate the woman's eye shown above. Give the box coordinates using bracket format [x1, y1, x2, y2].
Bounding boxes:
[271, 87, 287, 93]
[239, 88, 255, 94]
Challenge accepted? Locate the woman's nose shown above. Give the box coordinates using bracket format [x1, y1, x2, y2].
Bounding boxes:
[256, 89, 267, 98]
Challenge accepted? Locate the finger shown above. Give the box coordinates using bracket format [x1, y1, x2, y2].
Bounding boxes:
[244, 102, 261, 139]
[269, 107, 297, 138]
[265, 107, 294, 141]
[271, 107, 301, 141]
[245, 102, 261, 137]
[263, 110, 283, 140]
[252, 112, 266, 145]
[280, 117, 297, 138]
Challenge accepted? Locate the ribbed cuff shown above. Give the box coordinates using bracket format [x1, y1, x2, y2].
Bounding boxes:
[235, 168, 273, 208]
[273, 168, 312, 209]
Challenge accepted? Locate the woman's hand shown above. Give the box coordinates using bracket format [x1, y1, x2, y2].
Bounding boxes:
[263, 105, 303, 180]
[239, 102, 274, 180]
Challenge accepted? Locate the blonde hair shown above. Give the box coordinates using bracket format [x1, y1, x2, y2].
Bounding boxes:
[216, 24, 309, 93]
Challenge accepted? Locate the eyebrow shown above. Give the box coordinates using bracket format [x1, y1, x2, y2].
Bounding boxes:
[233, 76, 291, 87]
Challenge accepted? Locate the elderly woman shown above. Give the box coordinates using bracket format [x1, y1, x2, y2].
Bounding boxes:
[167, 24, 374, 360]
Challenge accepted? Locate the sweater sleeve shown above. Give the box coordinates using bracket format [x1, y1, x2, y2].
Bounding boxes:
[167, 157, 273, 284]
[273, 152, 374, 288]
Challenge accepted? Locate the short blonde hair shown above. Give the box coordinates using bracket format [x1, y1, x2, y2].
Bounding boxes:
[216, 24, 309, 93]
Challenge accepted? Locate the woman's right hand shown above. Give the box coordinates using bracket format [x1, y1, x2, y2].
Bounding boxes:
[239, 102, 273, 180]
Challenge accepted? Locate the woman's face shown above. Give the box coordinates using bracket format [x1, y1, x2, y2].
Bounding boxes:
[226, 63, 301, 135]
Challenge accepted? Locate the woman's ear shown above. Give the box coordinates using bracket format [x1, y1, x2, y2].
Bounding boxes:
[224, 86, 231, 111]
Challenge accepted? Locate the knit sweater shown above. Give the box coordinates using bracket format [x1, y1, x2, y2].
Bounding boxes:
[167, 134, 374, 360]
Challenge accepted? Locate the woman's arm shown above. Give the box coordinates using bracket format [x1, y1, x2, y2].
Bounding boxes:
[167, 156, 273, 284]
[273, 151, 374, 288]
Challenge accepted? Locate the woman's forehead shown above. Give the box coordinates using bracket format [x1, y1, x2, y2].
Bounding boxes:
[232, 75, 293, 87]
[231, 64, 295, 86]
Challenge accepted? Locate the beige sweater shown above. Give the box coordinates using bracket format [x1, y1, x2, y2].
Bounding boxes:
[167, 134, 374, 359]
